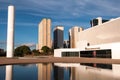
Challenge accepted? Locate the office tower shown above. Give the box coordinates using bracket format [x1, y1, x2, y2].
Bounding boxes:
[6, 5, 15, 58]
[38, 18, 51, 52]
[68, 29, 72, 48]
[69, 26, 83, 48]
[90, 17, 109, 27]
[53, 26, 64, 49]
[63, 40, 69, 48]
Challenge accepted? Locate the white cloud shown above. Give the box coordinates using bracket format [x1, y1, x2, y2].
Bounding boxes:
[20, 43, 36, 47]
[1, 0, 119, 17]
[15, 22, 37, 27]
[81, 0, 120, 16]
[0, 0, 120, 30]
[15, 43, 36, 48]
[52, 21, 89, 29]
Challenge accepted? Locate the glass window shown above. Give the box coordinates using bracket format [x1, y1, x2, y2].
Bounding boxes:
[80, 49, 112, 69]
[62, 52, 79, 57]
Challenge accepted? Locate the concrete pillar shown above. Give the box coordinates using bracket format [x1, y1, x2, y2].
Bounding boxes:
[6, 5, 15, 58]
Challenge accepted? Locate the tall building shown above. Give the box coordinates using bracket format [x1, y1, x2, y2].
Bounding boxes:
[90, 17, 109, 27]
[63, 40, 69, 48]
[38, 18, 51, 52]
[69, 26, 83, 48]
[53, 26, 64, 49]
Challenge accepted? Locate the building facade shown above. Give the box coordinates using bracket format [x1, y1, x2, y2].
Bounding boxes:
[69, 26, 83, 48]
[77, 17, 120, 48]
[54, 17, 120, 57]
[54, 17, 120, 71]
[38, 18, 51, 52]
[53, 26, 64, 49]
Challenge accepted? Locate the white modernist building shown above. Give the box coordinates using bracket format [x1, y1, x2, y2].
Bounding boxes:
[77, 17, 120, 48]
[54, 42, 120, 59]
[54, 17, 120, 58]
[54, 17, 120, 72]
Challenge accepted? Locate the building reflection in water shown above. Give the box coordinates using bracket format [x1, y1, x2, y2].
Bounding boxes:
[38, 63, 71, 80]
[5, 65, 13, 80]
[70, 67, 75, 80]
[54, 65, 64, 80]
[38, 63, 52, 80]
[3, 63, 120, 80]
[54, 63, 120, 80]
[54, 65, 71, 80]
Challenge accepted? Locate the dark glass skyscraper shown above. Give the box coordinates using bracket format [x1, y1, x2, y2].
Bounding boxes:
[53, 26, 64, 49]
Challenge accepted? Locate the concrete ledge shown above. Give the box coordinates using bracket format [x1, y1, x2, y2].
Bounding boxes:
[0, 57, 120, 66]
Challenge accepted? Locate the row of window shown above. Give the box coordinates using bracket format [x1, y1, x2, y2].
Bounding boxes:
[62, 49, 112, 69]
[62, 49, 111, 58]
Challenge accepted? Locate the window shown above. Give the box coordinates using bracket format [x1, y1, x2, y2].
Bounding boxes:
[80, 49, 111, 58]
[80, 49, 112, 69]
[62, 52, 79, 57]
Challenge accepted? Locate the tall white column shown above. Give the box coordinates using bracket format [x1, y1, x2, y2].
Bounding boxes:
[7, 5, 15, 58]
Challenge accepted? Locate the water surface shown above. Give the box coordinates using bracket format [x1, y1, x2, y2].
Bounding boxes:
[0, 63, 120, 80]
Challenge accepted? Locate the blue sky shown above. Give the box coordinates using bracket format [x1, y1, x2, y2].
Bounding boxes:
[0, 0, 120, 49]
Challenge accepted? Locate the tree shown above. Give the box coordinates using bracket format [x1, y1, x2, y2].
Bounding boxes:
[31, 49, 40, 56]
[41, 46, 51, 54]
[0, 48, 6, 56]
[14, 45, 31, 57]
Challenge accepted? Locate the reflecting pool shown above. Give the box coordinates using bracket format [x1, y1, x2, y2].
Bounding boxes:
[0, 63, 120, 80]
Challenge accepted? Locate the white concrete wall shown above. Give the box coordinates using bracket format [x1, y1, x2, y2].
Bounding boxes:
[78, 17, 120, 47]
[76, 40, 88, 50]
[54, 49, 62, 57]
